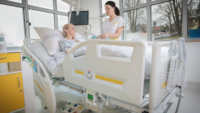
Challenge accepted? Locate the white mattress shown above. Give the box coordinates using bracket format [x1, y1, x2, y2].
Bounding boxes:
[29, 41, 64, 77]
[29, 40, 169, 78]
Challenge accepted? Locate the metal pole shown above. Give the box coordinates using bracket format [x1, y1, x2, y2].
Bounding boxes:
[175, 87, 184, 113]
[24, 0, 30, 47]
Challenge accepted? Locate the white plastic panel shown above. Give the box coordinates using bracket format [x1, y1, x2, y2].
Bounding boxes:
[22, 45, 56, 113]
[62, 40, 146, 106]
[149, 41, 182, 112]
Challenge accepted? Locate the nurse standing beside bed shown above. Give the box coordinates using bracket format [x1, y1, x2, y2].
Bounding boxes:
[100, 1, 125, 40]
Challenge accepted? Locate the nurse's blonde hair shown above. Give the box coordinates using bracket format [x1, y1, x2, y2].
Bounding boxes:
[63, 23, 74, 39]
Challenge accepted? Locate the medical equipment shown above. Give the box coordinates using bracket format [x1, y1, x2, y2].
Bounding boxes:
[69, 11, 89, 25]
[67, 0, 84, 23]
[22, 37, 187, 113]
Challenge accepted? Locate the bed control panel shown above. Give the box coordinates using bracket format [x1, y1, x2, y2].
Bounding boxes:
[86, 89, 97, 106]
[61, 102, 84, 113]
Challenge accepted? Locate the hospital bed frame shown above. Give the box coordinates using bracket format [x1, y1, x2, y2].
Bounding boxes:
[22, 39, 187, 113]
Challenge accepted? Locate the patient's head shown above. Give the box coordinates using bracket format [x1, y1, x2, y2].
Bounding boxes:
[63, 23, 76, 38]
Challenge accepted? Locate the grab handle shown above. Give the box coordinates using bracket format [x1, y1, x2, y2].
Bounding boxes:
[0, 57, 7, 60]
[17, 77, 20, 88]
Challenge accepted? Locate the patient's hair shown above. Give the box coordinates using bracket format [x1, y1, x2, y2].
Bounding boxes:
[62, 23, 74, 39]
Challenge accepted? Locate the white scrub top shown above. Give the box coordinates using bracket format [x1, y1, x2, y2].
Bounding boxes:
[102, 16, 125, 40]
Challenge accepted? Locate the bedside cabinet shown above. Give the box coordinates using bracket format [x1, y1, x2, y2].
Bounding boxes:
[0, 50, 35, 113]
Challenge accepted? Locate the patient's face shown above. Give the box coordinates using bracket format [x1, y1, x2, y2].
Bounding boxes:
[66, 24, 76, 37]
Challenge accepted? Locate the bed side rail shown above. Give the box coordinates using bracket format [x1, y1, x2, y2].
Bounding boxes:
[149, 40, 181, 112]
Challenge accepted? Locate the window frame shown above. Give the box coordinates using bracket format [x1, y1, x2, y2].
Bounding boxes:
[100, 0, 200, 42]
[0, 0, 69, 48]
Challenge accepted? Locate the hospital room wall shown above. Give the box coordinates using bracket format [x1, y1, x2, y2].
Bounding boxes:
[83, 0, 101, 35]
[185, 42, 200, 83]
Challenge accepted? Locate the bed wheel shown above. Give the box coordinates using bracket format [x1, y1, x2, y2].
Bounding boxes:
[41, 101, 47, 109]
[142, 111, 149, 113]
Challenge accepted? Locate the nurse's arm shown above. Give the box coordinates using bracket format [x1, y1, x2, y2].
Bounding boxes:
[107, 26, 124, 39]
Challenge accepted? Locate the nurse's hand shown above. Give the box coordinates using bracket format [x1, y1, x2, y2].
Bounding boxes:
[100, 33, 109, 39]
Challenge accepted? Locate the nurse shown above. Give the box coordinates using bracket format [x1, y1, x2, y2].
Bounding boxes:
[100, 1, 125, 40]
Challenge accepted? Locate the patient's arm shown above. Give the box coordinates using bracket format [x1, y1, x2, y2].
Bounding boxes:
[65, 47, 71, 54]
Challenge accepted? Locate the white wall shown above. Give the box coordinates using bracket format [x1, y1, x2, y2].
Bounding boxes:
[81, 0, 101, 36]
[185, 42, 200, 83]
[88, 0, 101, 35]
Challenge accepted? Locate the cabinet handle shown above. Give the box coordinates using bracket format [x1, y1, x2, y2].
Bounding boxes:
[0, 57, 7, 60]
[17, 77, 20, 88]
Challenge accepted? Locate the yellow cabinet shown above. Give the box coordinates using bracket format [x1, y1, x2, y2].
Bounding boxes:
[0, 73, 25, 113]
[0, 53, 21, 63]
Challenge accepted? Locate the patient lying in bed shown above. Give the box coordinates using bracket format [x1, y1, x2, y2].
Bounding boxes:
[59, 23, 79, 54]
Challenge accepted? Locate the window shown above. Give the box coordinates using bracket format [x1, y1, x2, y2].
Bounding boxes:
[28, 0, 53, 9]
[123, 0, 146, 8]
[58, 15, 68, 31]
[0, 4, 25, 47]
[29, 10, 54, 39]
[101, 0, 119, 14]
[57, 0, 75, 13]
[123, 8, 147, 40]
[151, 1, 182, 41]
[188, 0, 200, 39]
[0, 0, 70, 48]
[57, 0, 71, 13]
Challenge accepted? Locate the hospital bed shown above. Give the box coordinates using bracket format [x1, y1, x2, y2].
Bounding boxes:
[22, 38, 187, 113]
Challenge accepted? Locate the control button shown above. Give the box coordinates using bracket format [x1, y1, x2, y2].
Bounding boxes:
[74, 104, 77, 107]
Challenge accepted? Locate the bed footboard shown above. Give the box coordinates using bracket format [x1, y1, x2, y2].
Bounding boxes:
[62, 40, 146, 106]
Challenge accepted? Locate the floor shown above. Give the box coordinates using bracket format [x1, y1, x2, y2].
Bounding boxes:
[16, 82, 200, 113]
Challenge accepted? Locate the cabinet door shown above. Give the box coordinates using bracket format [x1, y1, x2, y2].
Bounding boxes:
[0, 73, 25, 113]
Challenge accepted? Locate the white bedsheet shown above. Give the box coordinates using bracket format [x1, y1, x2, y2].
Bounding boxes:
[29, 41, 64, 77]
[29, 40, 169, 78]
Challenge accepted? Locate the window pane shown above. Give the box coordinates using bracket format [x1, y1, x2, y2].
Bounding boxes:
[188, 0, 200, 38]
[102, 0, 119, 14]
[123, 8, 147, 41]
[7, 0, 22, 3]
[29, 10, 54, 39]
[123, 0, 146, 8]
[58, 15, 68, 31]
[151, 1, 182, 41]
[0, 4, 25, 47]
[57, 0, 75, 13]
[28, 0, 53, 9]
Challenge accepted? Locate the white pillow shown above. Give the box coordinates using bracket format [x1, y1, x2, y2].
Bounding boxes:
[34, 27, 64, 55]
[75, 32, 86, 42]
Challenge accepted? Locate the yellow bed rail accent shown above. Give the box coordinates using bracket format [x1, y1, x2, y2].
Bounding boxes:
[162, 82, 167, 89]
[34, 80, 43, 93]
[95, 75, 123, 85]
[75, 70, 84, 75]
[110, 38, 119, 40]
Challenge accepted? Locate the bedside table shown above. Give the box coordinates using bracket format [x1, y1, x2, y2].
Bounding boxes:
[0, 50, 35, 113]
